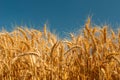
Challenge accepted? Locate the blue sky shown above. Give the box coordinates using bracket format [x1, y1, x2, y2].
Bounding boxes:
[0, 0, 120, 37]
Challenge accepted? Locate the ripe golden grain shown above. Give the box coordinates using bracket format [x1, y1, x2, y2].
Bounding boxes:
[20, 41, 30, 51]
[44, 24, 47, 37]
[17, 27, 28, 41]
[0, 21, 119, 80]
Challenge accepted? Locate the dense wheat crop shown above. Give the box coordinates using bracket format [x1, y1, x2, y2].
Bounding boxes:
[0, 18, 120, 80]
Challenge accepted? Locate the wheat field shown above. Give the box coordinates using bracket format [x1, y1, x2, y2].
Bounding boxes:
[0, 18, 120, 80]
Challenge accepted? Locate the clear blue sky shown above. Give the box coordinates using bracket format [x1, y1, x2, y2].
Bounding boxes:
[0, 0, 120, 37]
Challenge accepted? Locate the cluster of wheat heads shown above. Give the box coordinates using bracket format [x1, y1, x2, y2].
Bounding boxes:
[0, 19, 120, 80]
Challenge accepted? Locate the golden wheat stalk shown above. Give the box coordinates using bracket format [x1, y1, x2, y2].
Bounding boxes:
[17, 27, 28, 41]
